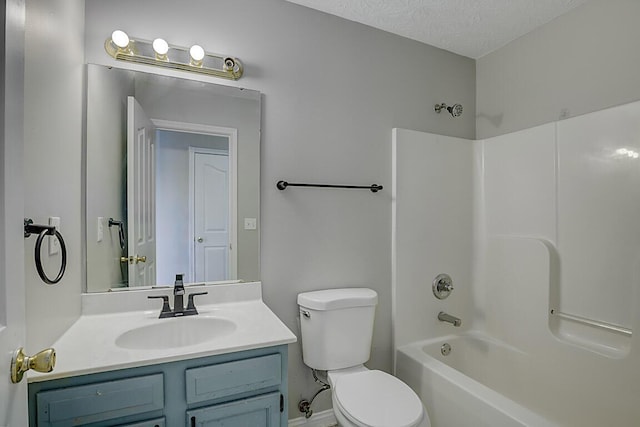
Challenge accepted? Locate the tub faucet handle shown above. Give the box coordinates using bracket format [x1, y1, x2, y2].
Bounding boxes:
[433, 273, 454, 299]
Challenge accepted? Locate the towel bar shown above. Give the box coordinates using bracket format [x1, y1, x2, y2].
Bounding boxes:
[550, 309, 632, 336]
[277, 180, 383, 193]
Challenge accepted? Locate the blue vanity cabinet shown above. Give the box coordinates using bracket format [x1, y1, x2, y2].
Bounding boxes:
[28, 345, 288, 427]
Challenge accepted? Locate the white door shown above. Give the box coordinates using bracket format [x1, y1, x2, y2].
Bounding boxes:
[194, 152, 231, 281]
[127, 97, 156, 287]
[1, 0, 28, 422]
[0, 161, 27, 425]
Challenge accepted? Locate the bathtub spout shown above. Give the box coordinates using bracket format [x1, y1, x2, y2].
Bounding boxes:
[438, 311, 462, 327]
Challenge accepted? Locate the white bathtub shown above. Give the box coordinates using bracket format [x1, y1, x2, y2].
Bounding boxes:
[396, 332, 557, 427]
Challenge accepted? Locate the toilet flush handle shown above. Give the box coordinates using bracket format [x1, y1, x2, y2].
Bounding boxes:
[301, 310, 311, 318]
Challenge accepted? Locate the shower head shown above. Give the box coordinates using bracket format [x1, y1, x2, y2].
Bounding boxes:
[435, 103, 463, 117]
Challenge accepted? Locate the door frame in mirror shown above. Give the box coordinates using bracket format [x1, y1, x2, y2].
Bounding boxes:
[152, 119, 238, 283]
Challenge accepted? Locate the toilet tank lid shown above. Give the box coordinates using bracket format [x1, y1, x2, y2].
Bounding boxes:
[297, 288, 378, 310]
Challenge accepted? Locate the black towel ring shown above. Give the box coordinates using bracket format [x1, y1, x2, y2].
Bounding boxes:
[24, 218, 67, 285]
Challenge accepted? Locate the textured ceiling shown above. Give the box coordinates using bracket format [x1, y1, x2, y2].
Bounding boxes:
[286, 0, 589, 59]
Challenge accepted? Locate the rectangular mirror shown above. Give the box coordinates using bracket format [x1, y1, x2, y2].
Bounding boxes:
[85, 64, 260, 292]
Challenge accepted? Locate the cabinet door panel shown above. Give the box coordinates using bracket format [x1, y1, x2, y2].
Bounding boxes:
[186, 354, 281, 404]
[35, 374, 163, 426]
[186, 392, 280, 427]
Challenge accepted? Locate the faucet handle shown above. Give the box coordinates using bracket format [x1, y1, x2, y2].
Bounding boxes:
[433, 273, 454, 300]
[148, 295, 172, 318]
[186, 292, 208, 314]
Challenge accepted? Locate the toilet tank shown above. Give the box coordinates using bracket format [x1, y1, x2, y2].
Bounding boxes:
[297, 288, 378, 371]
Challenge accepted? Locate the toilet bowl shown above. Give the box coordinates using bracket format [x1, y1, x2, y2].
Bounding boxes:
[328, 367, 430, 427]
[297, 288, 431, 427]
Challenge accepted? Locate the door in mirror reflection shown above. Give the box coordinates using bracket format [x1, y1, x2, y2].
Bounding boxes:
[127, 97, 157, 287]
[193, 150, 232, 282]
[155, 127, 237, 286]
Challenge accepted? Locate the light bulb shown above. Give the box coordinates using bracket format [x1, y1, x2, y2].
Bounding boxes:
[152, 38, 169, 57]
[111, 30, 130, 49]
[189, 44, 205, 63]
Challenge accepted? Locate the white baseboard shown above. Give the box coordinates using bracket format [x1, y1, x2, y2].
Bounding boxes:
[289, 408, 338, 427]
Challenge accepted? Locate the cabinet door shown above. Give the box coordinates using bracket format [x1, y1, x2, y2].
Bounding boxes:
[35, 374, 164, 426]
[185, 354, 281, 404]
[187, 392, 280, 427]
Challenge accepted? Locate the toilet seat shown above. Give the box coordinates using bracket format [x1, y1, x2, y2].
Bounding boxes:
[333, 370, 424, 427]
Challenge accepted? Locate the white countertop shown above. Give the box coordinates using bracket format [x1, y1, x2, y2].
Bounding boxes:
[29, 282, 297, 382]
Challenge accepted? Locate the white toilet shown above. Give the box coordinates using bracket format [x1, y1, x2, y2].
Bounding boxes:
[298, 288, 431, 427]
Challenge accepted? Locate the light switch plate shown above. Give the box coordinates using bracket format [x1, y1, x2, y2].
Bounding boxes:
[97, 217, 104, 242]
[48, 216, 61, 255]
[244, 218, 257, 230]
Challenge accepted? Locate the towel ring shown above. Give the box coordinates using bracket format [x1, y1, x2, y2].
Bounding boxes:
[24, 219, 67, 285]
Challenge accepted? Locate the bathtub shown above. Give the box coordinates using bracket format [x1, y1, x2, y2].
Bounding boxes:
[396, 332, 556, 427]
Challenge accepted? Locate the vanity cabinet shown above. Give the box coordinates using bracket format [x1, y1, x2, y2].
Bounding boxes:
[28, 345, 288, 427]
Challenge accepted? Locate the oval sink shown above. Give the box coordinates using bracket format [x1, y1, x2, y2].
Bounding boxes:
[115, 317, 236, 350]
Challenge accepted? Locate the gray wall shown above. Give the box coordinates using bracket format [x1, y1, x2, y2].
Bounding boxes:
[84, 0, 476, 417]
[24, 0, 84, 352]
[477, 0, 640, 139]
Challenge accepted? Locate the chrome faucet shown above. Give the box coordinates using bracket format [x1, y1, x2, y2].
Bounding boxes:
[148, 274, 208, 318]
[438, 311, 462, 327]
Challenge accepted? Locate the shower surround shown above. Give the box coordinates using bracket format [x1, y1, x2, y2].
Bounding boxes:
[392, 100, 640, 426]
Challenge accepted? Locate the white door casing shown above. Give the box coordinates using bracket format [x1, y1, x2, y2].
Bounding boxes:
[127, 97, 156, 287]
[0, 0, 28, 424]
[193, 151, 231, 282]
[152, 120, 237, 283]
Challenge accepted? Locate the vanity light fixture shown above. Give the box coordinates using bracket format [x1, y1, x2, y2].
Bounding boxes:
[105, 31, 243, 80]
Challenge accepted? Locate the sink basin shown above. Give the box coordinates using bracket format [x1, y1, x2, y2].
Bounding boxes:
[115, 317, 237, 350]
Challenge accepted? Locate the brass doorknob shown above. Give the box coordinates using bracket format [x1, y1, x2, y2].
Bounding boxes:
[11, 347, 56, 384]
[135, 255, 147, 263]
[120, 256, 131, 264]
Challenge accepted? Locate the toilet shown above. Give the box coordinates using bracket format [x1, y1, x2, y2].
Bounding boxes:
[298, 288, 431, 427]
